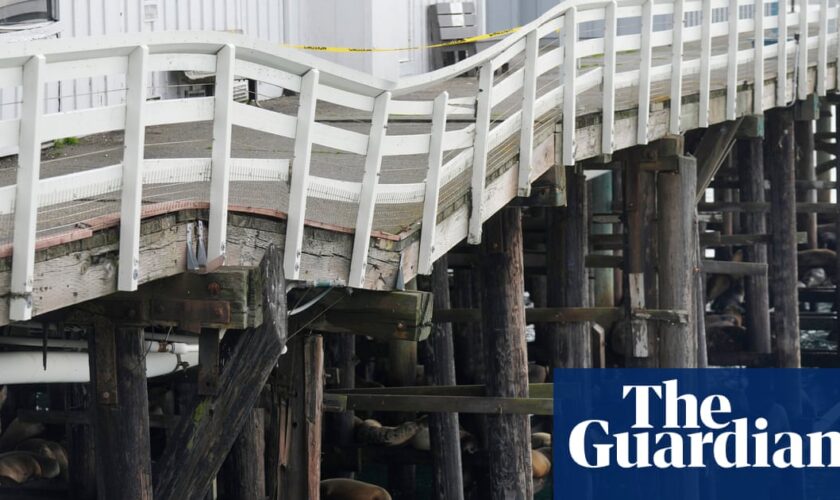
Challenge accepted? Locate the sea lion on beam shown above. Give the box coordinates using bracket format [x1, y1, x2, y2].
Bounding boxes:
[321, 478, 392, 500]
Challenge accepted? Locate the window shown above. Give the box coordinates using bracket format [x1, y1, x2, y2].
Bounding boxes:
[0, 0, 58, 26]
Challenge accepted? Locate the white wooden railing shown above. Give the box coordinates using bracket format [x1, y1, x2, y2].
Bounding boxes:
[0, 0, 837, 321]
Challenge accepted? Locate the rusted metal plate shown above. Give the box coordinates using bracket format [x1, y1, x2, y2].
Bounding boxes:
[150, 299, 231, 333]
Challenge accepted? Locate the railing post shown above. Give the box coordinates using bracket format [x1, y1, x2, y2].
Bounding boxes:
[817, 0, 828, 95]
[284, 69, 320, 280]
[517, 30, 539, 196]
[563, 7, 578, 165]
[118, 45, 149, 292]
[777, 0, 788, 106]
[604, 1, 618, 150]
[9, 54, 45, 321]
[348, 91, 391, 287]
[754, 0, 765, 114]
[418, 92, 449, 276]
[726, 0, 739, 120]
[467, 62, 494, 244]
[638, 0, 653, 144]
[207, 44, 235, 270]
[798, 0, 808, 100]
[700, 0, 712, 127]
[670, 0, 685, 134]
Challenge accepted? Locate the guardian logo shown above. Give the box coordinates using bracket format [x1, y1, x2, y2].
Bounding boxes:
[553, 369, 840, 500]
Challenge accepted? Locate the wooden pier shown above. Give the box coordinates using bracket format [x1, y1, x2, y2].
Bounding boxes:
[2, 0, 840, 498]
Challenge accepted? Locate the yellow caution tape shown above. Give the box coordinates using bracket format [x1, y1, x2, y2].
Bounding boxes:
[282, 27, 520, 53]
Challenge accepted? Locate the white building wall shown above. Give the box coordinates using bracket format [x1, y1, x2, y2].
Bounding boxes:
[1, 0, 286, 126]
[1, 0, 484, 130]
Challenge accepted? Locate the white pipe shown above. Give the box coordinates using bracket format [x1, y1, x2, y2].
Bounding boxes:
[0, 337, 86, 349]
[0, 336, 198, 354]
[0, 351, 199, 385]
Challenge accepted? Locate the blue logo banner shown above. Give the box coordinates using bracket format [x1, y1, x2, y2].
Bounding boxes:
[553, 369, 840, 500]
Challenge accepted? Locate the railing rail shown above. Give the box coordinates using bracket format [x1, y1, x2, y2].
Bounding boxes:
[0, 0, 837, 320]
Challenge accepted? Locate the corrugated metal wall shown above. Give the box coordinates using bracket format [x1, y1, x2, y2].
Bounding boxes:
[1, 0, 483, 128]
[0, 0, 286, 126]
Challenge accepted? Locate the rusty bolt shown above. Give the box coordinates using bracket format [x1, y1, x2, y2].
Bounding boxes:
[213, 304, 225, 318]
[208, 282, 221, 296]
[101, 391, 110, 400]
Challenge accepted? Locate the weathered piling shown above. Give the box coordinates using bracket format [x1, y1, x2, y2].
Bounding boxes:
[795, 98, 819, 249]
[480, 207, 533, 499]
[88, 322, 153, 500]
[591, 171, 615, 308]
[657, 154, 698, 367]
[623, 151, 658, 366]
[153, 245, 289, 500]
[548, 165, 591, 368]
[277, 334, 324, 500]
[737, 121, 772, 354]
[387, 308, 418, 499]
[219, 408, 265, 500]
[766, 109, 801, 368]
[427, 257, 465, 500]
[323, 332, 356, 479]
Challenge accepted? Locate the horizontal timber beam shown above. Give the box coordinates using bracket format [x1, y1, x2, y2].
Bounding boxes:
[324, 394, 553, 416]
[701, 260, 767, 276]
[433, 307, 687, 324]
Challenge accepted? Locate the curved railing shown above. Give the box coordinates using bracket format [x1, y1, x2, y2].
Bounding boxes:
[0, 0, 836, 320]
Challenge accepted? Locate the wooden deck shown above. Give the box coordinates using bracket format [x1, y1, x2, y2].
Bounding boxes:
[0, 1, 837, 324]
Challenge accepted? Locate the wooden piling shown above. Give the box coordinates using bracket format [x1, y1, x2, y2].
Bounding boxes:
[737, 131, 772, 354]
[427, 257, 465, 500]
[219, 408, 266, 500]
[766, 109, 801, 367]
[657, 155, 698, 367]
[88, 322, 153, 500]
[154, 245, 289, 500]
[323, 332, 356, 479]
[276, 334, 324, 500]
[387, 333, 417, 499]
[795, 104, 818, 249]
[480, 207, 533, 499]
[591, 172, 615, 308]
[67, 383, 96, 500]
[834, 102, 840, 344]
[548, 165, 591, 368]
[624, 152, 659, 366]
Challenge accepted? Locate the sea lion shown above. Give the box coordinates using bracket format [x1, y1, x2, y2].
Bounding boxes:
[321, 478, 392, 500]
[532, 448, 552, 479]
[354, 418, 419, 447]
[799, 249, 837, 280]
[528, 364, 549, 384]
[0, 418, 44, 452]
[0, 451, 46, 484]
[16, 439, 68, 479]
[409, 421, 430, 451]
[531, 432, 551, 449]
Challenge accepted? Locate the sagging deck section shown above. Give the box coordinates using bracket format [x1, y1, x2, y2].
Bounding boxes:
[1, 0, 839, 324]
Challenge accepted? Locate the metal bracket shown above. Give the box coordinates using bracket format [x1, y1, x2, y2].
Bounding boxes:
[150, 299, 231, 333]
[186, 223, 199, 271]
[395, 253, 405, 291]
[196, 220, 208, 269]
[186, 221, 209, 272]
